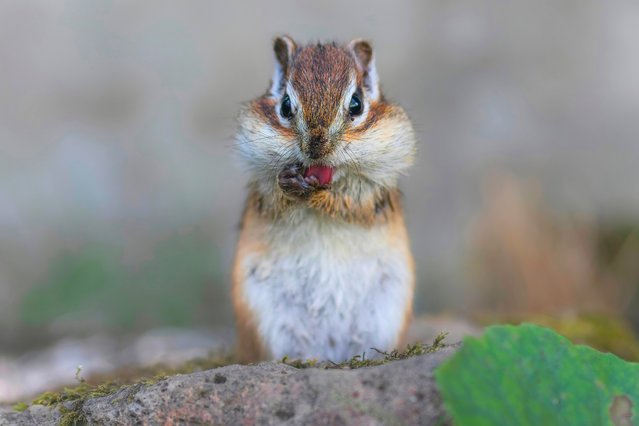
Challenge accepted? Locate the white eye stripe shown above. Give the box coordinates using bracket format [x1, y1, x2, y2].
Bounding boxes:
[275, 82, 302, 127]
[342, 74, 369, 127]
[343, 75, 358, 110]
[285, 82, 301, 113]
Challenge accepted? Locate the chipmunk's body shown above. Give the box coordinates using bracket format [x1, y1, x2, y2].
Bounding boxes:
[232, 37, 416, 362]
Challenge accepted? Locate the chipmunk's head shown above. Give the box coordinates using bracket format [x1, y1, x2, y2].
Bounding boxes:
[237, 36, 415, 188]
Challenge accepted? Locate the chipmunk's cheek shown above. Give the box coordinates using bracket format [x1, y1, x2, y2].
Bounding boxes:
[304, 165, 333, 186]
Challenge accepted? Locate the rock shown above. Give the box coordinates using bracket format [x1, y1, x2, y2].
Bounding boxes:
[0, 347, 457, 425]
[0, 405, 60, 426]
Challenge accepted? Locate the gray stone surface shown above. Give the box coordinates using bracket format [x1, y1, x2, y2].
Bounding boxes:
[0, 347, 456, 426]
[0, 405, 60, 426]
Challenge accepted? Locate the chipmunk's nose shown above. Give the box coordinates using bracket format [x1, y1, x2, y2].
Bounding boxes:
[307, 132, 329, 160]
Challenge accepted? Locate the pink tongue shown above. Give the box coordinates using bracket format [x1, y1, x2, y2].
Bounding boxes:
[304, 165, 333, 185]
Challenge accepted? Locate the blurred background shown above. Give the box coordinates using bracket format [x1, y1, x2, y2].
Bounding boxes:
[1, 0, 639, 402]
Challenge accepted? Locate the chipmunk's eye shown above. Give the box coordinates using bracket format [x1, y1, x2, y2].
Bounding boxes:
[349, 93, 363, 117]
[280, 94, 294, 119]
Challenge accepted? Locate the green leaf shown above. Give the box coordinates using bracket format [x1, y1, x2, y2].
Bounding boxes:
[435, 324, 639, 426]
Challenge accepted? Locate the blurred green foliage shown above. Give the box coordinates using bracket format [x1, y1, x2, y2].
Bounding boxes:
[478, 313, 639, 362]
[20, 232, 226, 329]
[597, 224, 639, 265]
[527, 314, 639, 362]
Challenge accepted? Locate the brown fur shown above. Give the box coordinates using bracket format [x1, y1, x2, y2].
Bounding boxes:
[307, 187, 401, 226]
[291, 44, 354, 132]
[247, 184, 402, 227]
[232, 197, 270, 363]
[392, 213, 416, 348]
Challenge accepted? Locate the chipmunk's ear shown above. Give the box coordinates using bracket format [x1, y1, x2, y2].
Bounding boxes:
[270, 35, 297, 97]
[348, 39, 380, 101]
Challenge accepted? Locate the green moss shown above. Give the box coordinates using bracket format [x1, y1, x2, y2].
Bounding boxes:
[29, 384, 114, 425]
[12, 402, 28, 412]
[31, 382, 123, 408]
[59, 404, 87, 426]
[32, 391, 64, 407]
[282, 332, 450, 369]
[26, 378, 144, 424]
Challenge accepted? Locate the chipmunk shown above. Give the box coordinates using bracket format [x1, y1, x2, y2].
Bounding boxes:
[232, 36, 416, 362]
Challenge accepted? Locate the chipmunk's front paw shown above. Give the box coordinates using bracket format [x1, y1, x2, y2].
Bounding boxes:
[278, 164, 327, 200]
[278, 164, 312, 199]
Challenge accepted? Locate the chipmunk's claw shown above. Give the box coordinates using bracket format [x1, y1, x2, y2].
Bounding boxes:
[304, 175, 330, 191]
[278, 164, 329, 199]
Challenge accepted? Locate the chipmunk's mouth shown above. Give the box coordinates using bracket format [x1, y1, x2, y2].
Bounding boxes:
[304, 165, 333, 186]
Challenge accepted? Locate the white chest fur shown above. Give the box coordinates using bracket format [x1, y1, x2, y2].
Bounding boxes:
[240, 214, 412, 361]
